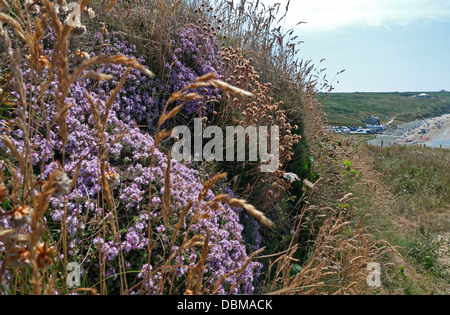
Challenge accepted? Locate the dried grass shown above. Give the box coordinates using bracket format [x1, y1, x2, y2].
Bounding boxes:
[0, 0, 394, 297]
[0, 0, 156, 295]
[264, 204, 389, 295]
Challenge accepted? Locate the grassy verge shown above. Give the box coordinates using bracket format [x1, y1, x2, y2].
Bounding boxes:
[345, 143, 450, 294]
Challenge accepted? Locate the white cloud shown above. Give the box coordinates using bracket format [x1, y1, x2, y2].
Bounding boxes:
[261, 0, 450, 32]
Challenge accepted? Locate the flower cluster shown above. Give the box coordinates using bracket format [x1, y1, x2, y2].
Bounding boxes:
[81, 27, 223, 130]
[82, 32, 164, 129]
[0, 5, 262, 294]
[168, 24, 223, 115]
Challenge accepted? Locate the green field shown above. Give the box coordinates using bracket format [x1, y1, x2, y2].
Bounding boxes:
[320, 91, 450, 126]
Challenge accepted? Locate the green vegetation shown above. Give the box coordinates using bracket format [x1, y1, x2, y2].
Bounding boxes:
[369, 145, 450, 215]
[1, 0, 449, 296]
[309, 138, 450, 294]
[364, 145, 449, 293]
[321, 91, 450, 126]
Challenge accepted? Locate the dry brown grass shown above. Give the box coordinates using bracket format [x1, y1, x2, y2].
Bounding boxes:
[254, 65, 398, 295]
[0, 0, 157, 295]
[264, 206, 387, 295]
[0, 0, 270, 295]
[298, 99, 450, 295]
[100, 0, 197, 77]
[0, 0, 410, 297]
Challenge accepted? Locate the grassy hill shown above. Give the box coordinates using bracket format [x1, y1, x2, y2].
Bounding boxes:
[320, 91, 450, 126]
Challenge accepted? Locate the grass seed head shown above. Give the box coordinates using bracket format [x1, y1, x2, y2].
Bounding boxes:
[105, 170, 120, 188]
[25, 1, 40, 14]
[12, 205, 33, 227]
[70, 25, 87, 37]
[8, 247, 32, 268]
[35, 242, 56, 269]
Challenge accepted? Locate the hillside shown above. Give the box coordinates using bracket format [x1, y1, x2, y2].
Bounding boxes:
[321, 91, 450, 126]
[0, 0, 321, 296]
[0, 0, 448, 297]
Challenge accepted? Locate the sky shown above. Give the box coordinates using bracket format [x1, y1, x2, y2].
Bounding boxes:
[259, 0, 450, 92]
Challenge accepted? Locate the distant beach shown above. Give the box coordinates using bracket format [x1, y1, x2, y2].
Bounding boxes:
[428, 122, 450, 148]
[368, 114, 450, 149]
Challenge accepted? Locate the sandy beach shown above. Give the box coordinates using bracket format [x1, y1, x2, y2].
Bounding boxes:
[400, 114, 450, 147]
[368, 114, 450, 148]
